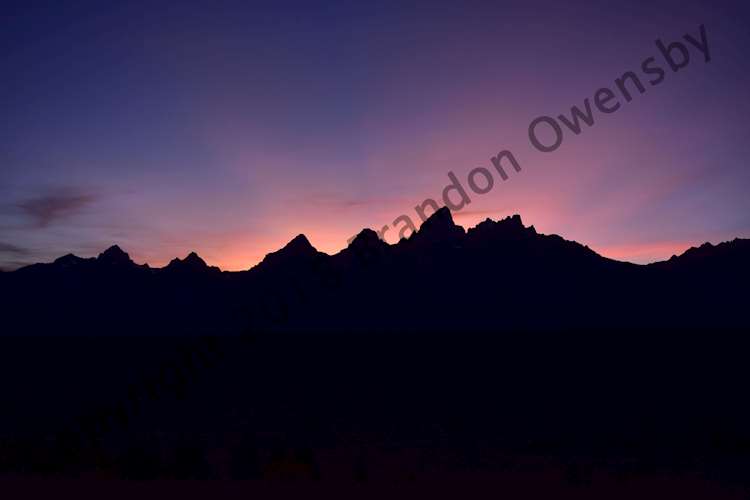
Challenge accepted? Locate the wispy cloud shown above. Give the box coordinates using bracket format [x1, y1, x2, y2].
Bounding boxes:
[0, 242, 33, 270]
[0, 241, 30, 255]
[16, 188, 97, 228]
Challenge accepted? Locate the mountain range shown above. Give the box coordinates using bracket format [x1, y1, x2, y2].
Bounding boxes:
[2, 207, 748, 336]
[1, 208, 750, 484]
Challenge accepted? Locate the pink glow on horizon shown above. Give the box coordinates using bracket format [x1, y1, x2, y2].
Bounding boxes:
[591, 240, 696, 264]
[123, 211, 707, 272]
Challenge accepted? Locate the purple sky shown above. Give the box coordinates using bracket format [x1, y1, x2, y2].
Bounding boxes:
[2, 0, 749, 270]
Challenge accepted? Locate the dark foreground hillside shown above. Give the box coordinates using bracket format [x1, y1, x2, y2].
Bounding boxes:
[0, 331, 748, 495]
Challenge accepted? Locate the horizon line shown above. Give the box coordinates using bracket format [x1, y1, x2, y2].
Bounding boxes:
[3, 209, 745, 273]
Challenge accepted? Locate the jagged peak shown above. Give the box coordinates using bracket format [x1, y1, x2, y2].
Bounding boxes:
[283, 234, 315, 254]
[166, 251, 209, 270]
[97, 245, 133, 265]
[54, 253, 88, 267]
[422, 206, 456, 228]
[55, 253, 81, 262]
[468, 213, 534, 240]
[257, 233, 320, 269]
[682, 241, 713, 255]
[502, 213, 524, 227]
[412, 206, 464, 243]
[349, 228, 383, 248]
[344, 228, 389, 259]
[183, 251, 207, 266]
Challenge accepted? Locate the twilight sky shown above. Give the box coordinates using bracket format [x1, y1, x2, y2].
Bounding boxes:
[2, 0, 749, 270]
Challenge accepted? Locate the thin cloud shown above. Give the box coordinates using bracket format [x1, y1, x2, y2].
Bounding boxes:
[17, 189, 97, 228]
[0, 242, 32, 271]
[0, 241, 30, 255]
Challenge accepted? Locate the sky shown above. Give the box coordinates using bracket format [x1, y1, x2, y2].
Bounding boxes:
[2, 0, 749, 270]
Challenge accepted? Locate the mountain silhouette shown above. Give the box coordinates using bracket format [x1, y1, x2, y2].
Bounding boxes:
[407, 206, 465, 246]
[165, 252, 220, 274]
[255, 233, 324, 272]
[97, 245, 134, 266]
[3, 206, 747, 337]
[2, 207, 750, 483]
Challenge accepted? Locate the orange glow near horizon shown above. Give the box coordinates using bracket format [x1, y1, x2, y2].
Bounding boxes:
[122, 209, 707, 272]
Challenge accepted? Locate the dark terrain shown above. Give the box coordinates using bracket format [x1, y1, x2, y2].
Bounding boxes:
[0, 208, 748, 494]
